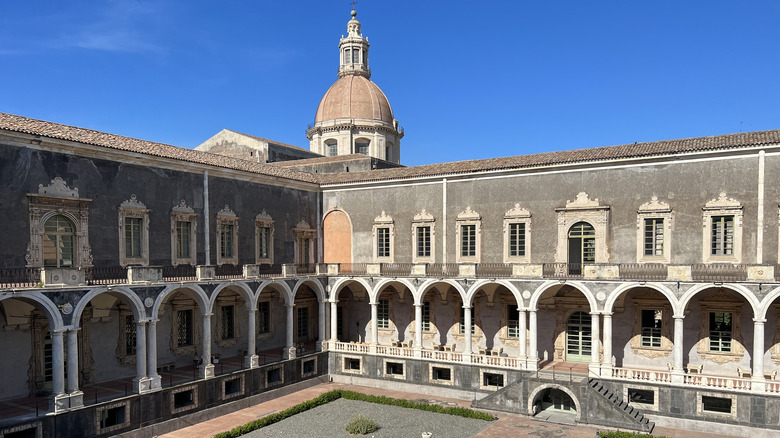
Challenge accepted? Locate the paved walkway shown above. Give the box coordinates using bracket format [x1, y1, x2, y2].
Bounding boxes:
[158, 382, 741, 438]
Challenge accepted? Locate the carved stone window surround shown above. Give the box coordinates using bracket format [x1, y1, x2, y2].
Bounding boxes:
[118, 195, 150, 267]
[636, 196, 673, 264]
[216, 205, 239, 266]
[170, 200, 197, 267]
[701, 192, 743, 264]
[503, 203, 532, 264]
[372, 211, 395, 263]
[628, 294, 673, 359]
[411, 209, 435, 264]
[168, 300, 201, 357]
[456, 207, 481, 263]
[695, 292, 744, 364]
[293, 220, 316, 264]
[555, 192, 610, 263]
[214, 295, 241, 349]
[255, 210, 275, 264]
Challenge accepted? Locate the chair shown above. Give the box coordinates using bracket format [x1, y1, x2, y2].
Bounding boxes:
[491, 347, 503, 357]
[765, 370, 777, 380]
[737, 366, 752, 378]
[686, 363, 703, 374]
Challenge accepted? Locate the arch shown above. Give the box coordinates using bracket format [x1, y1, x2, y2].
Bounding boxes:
[293, 278, 326, 303]
[256, 279, 293, 306]
[604, 282, 679, 315]
[759, 286, 780, 320]
[567, 221, 596, 266]
[331, 277, 372, 302]
[323, 208, 352, 264]
[210, 282, 255, 311]
[465, 279, 523, 308]
[415, 279, 467, 306]
[73, 286, 146, 328]
[151, 284, 209, 320]
[370, 278, 417, 303]
[529, 280, 597, 312]
[678, 284, 759, 317]
[527, 384, 582, 421]
[0, 291, 64, 330]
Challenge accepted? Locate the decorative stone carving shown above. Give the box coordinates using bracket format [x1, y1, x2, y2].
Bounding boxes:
[38, 177, 79, 198]
[566, 192, 600, 208]
[255, 210, 275, 264]
[216, 205, 239, 266]
[555, 193, 610, 264]
[636, 196, 673, 264]
[119, 195, 150, 267]
[701, 192, 743, 264]
[170, 201, 197, 267]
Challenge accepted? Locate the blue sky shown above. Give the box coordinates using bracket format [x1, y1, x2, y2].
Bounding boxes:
[2, 1, 778, 167]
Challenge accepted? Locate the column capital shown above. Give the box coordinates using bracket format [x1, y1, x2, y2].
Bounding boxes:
[413, 302, 423, 308]
[602, 312, 613, 317]
[754, 318, 767, 324]
[67, 327, 81, 333]
[462, 305, 473, 310]
[201, 313, 214, 318]
[135, 321, 147, 328]
[673, 314, 685, 320]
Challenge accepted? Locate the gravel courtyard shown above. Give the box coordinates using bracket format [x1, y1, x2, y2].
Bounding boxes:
[241, 398, 493, 438]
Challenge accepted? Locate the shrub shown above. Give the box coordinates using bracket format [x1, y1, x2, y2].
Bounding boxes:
[344, 414, 379, 435]
[599, 432, 667, 438]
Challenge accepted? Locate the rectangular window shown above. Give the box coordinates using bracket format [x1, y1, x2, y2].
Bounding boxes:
[177, 309, 193, 347]
[99, 406, 126, 429]
[125, 217, 142, 258]
[220, 224, 234, 259]
[356, 141, 369, 155]
[125, 315, 136, 355]
[644, 218, 664, 256]
[711, 216, 734, 256]
[327, 142, 338, 157]
[702, 396, 732, 414]
[508, 223, 526, 257]
[507, 306, 519, 338]
[432, 367, 451, 381]
[386, 362, 404, 375]
[297, 307, 309, 341]
[709, 312, 732, 352]
[377, 227, 390, 258]
[377, 299, 389, 329]
[221, 305, 235, 340]
[641, 309, 662, 348]
[459, 307, 475, 335]
[417, 226, 431, 257]
[483, 373, 504, 387]
[176, 221, 191, 258]
[298, 238, 311, 264]
[257, 226, 270, 259]
[258, 301, 270, 333]
[461, 224, 476, 257]
[628, 388, 655, 405]
[422, 301, 431, 332]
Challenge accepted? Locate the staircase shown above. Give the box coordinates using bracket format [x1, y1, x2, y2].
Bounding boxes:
[588, 378, 654, 433]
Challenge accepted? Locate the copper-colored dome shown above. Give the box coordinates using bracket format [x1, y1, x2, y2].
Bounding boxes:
[314, 75, 394, 124]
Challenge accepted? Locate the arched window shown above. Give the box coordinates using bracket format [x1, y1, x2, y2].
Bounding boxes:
[567, 222, 595, 269]
[43, 215, 75, 268]
[355, 140, 369, 155]
[325, 140, 338, 157]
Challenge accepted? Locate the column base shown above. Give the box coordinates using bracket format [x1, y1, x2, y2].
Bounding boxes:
[600, 364, 613, 376]
[51, 393, 70, 413]
[133, 376, 152, 394]
[588, 363, 602, 377]
[147, 374, 162, 391]
[68, 390, 84, 408]
[320, 340, 329, 351]
[670, 370, 685, 384]
[201, 364, 215, 379]
[285, 346, 297, 360]
[246, 354, 259, 369]
[526, 357, 539, 371]
[751, 377, 767, 393]
[369, 344, 377, 354]
[413, 347, 422, 359]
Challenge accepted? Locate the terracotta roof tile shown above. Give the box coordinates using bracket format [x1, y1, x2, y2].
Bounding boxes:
[0, 112, 319, 184]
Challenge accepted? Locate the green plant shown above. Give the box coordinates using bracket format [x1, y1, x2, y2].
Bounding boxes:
[598, 431, 667, 438]
[344, 414, 379, 435]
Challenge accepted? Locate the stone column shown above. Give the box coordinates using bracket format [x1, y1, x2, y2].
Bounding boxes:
[528, 310, 538, 370]
[318, 300, 326, 351]
[201, 313, 214, 379]
[66, 329, 83, 407]
[414, 303, 423, 354]
[146, 320, 161, 390]
[51, 330, 66, 411]
[518, 309, 527, 365]
[753, 318, 767, 391]
[285, 304, 295, 359]
[246, 308, 259, 368]
[133, 321, 150, 393]
[672, 315, 685, 383]
[330, 300, 339, 342]
[370, 302, 379, 345]
[589, 313, 601, 375]
[463, 306, 472, 357]
[602, 312, 613, 370]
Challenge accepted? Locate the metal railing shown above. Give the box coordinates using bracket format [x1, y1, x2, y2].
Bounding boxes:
[339, 263, 367, 275]
[0, 267, 41, 289]
[162, 265, 197, 282]
[215, 264, 244, 279]
[691, 264, 747, 282]
[618, 263, 667, 281]
[426, 263, 458, 277]
[257, 264, 283, 277]
[475, 263, 513, 278]
[542, 263, 584, 278]
[381, 263, 413, 276]
[296, 264, 316, 275]
[86, 266, 128, 285]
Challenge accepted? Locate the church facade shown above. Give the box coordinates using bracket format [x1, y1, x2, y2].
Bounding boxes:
[1, 9, 780, 438]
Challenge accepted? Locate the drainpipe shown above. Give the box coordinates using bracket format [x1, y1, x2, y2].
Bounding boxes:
[442, 178, 448, 264]
[203, 170, 210, 265]
[757, 150, 765, 264]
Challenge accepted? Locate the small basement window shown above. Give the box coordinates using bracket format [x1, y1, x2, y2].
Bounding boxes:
[432, 367, 451, 381]
[628, 388, 654, 405]
[483, 373, 504, 387]
[5, 429, 37, 438]
[345, 357, 361, 371]
[224, 378, 241, 396]
[173, 390, 194, 409]
[99, 406, 126, 429]
[386, 362, 404, 376]
[303, 359, 316, 375]
[267, 367, 282, 384]
[702, 396, 732, 414]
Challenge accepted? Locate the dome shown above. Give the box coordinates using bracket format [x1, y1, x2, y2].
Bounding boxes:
[314, 75, 394, 124]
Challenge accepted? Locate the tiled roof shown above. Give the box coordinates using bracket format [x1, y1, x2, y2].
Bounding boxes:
[223, 129, 311, 152]
[318, 130, 780, 185]
[0, 113, 319, 184]
[269, 154, 377, 167]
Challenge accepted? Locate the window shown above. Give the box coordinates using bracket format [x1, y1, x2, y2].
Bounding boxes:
[702, 192, 742, 263]
[377, 300, 389, 329]
[636, 196, 673, 263]
[255, 210, 275, 264]
[171, 200, 197, 266]
[344, 357, 361, 372]
[422, 301, 431, 332]
[412, 209, 435, 263]
[641, 309, 662, 348]
[216, 205, 238, 265]
[27, 177, 93, 269]
[386, 361, 404, 376]
[482, 372, 505, 388]
[343, 48, 350, 64]
[124, 315, 136, 356]
[177, 309, 193, 347]
[221, 305, 235, 340]
[709, 312, 732, 352]
[293, 220, 316, 265]
[297, 306, 309, 341]
[352, 48, 360, 64]
[456, 207, 481, 263]
[701, 395, 733, 415]
[555, 192, 609, 264]
[355, 140, 369, 155]
[503, 204, 531, 263]
[431, 366, 452, 382]
[644, 219, 664, 256]
[119, 194, 150, 266]
[258, 301, 271, 334]
[326, 140, 338, 157]
[372, 211, 395, 262]
[507, 306, 519, 339]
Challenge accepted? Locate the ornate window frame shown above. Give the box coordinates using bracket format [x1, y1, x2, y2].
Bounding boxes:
[215, 205, 239, 266]
[293, 220, 316, 265]
[26, 177, 93, 268]
[412, 209, 435, 264]
[255, 210, 274, 264]
[636, 196, 673, 264]
[215, 299, 240, 349]
[119, 194, 150, 267]
[116, 309, 137, 365]
[696, 291, 744, 364]
[628, 294, 673, 359]
[555, 192, 610, 263]
[503, 203, 531, 264]
[257, 299, 275, 341]
[372, 211, 395, 263]
[456, 207, 481, 263]
[169, 300, 201, 356]
[171, 200, 197, 266]
[702, 192, 742, 264]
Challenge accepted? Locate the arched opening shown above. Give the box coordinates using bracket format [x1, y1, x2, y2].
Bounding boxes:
[333, 281, 370, 343]
[325, 139, 338, 157]
[355, 139, 370, 155]
[567, 222, 595, 275]
[566, 311, 591, 362]
[255, 284, 288, 363]
[374, 282, 411, 346]
[323, 210, 352, 264]
[210, 286, 250, 374]
[43, 215, 75, 268]
[609, 287, 675, 369]
[535, 388, 577, 415]
[293, 285, 319, 353]
[534, 284, 595, 368]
